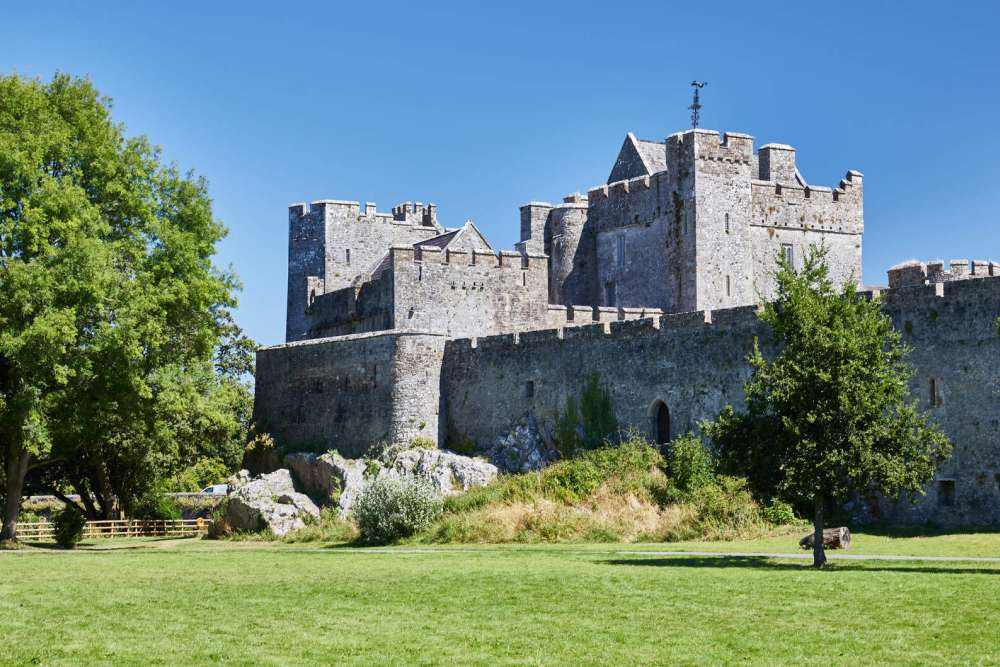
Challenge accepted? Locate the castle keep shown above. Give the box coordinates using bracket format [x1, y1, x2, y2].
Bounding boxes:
[256, 127, 1000, 526]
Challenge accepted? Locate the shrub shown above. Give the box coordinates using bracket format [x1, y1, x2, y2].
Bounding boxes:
[164, 457, 231, 492]
[667, 433, 715, 492]
[554, 374, 617, 457]
[132, 490, 182, 521]
[53, 507, 87, 549]
[762, 499, 798, 525]
[554, 395, 581, 457]
[354, 475, 443, 545]
[410, 436, 436, 450]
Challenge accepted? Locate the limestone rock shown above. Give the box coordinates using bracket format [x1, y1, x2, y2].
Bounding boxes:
[281, 447, 497, 516]
[224, 469, 320, 536]
[487, 423, 557, 473]
[284, 451, 368, 514]
[389, 448, 498, 494]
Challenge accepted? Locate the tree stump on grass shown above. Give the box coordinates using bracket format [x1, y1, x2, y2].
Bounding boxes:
[799, 526, 851, 550]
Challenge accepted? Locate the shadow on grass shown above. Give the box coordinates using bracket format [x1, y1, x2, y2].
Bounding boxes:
[17, 536, 197, 551]
[603, 556, 1000, 575]
[855, 524, 1000, 539]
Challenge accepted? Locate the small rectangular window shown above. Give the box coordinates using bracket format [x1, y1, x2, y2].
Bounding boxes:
[937, 480, 955, 507]
[605, 282, 616, 307]
[616, 236, 626, 270]
[346, 249, 351, 265]
[726, 275, 731, 297]
[929, 378, 941, 407]
[781, 244, 794, 266]
[725, 213, 730, 234]
[526, 381, 535, 398]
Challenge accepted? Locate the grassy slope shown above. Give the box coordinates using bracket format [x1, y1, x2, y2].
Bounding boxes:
[2, 538, 999, 665]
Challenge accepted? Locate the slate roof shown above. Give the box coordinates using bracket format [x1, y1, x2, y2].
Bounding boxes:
[634, 137, 667, 174]
[414, 229, 460, 249]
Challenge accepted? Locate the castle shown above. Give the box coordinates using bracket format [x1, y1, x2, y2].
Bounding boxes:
[256, 127, 1000, 526]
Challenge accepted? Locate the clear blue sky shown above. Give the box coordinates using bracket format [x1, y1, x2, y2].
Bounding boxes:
[4, 1, 999, 345]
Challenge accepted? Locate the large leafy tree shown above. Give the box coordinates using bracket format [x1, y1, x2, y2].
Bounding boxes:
[0, 73, 244, 541]
[703, 246, 952, 567]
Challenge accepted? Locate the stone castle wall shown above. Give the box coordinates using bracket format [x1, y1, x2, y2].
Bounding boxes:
[438, 276, 1000, 525]
[254, 331, 446, 458]
[286, 200, 443, 341]
[750, 171, 863, 301]
[256, 275, 1000, 525]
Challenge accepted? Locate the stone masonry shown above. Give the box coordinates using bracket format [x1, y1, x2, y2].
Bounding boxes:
[255, 125, 1000, 526]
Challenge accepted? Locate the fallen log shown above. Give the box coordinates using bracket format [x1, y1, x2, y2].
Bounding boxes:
[799, 526, 851, 550]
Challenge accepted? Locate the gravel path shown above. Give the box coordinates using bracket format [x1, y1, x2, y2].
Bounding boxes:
[621, 550, 1000, 563]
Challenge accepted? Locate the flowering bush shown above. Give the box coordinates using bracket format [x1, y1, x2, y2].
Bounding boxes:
[353, 475, 443, 544]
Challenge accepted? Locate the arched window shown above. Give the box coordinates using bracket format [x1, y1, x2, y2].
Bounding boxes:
[651, 400, 670, 446]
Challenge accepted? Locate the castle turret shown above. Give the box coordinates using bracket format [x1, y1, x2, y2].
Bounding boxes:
[518, 201, 552, 256]
[286, 201, 329, 342]
[547, 194, 590, 305]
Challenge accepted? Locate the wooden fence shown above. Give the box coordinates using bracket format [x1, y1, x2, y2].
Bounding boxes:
[15, 519, 210, 541]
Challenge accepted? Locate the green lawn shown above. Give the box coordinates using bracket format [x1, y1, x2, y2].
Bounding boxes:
[2, 535, 999, 666]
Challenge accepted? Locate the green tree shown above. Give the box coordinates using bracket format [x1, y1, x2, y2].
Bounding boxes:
[703, 246, 952, 567]
[0, 73, 243, 542]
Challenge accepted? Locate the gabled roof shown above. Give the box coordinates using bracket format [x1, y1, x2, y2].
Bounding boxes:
[608, 132, 667, 183]
[414, 220, 493, 252]
[414, 229, 459, 249]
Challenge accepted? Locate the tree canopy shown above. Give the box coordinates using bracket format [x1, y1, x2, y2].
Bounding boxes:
[0, 73, 250, 541]
[703, 246, 952, 566]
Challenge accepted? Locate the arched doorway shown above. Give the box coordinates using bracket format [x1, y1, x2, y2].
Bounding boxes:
[651, 400, 670, 446]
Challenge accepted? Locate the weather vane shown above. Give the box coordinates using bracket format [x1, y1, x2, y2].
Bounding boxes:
[689, 81, 707, 128]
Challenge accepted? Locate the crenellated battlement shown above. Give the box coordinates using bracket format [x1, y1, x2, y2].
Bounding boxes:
[587, 173, 654, 200]
[390, 244, 547, 271]
[665, 129, 755, 164]
[391, 201, 438, 227]
[446, 275, 1000, 357]
[887, 258, 1000, 288]
[288, 199, 441, 228]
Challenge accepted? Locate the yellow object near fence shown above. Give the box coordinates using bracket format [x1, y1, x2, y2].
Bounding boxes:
[15, 519, 211, 541]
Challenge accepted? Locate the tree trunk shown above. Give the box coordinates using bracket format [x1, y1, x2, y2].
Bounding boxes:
[812, 495, 827, 568]
[75, 480, 99, 520]
[1, 443, 30, 543]
[51, 489, 87, 515]
[94, 461, 119, 519]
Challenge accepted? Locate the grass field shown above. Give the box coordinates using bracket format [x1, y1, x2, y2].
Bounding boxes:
[2, 532, 999, 666]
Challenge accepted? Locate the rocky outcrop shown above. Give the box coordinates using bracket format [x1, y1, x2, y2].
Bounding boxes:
[389, 448, 497, 494]
[285, 451, 368, 514]
[487, 422, 557, 473]
[283, 447, 498, 516]
[224, 469, 320, 536]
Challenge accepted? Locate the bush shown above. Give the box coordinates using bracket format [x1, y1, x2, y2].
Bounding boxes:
[762, 499, 798, 525]
[53, 507, 86, 549]
[164, 457, 231, 492]
[409, 436, 436, 450]
[132, 490, 182, 521]
[667, 434, 715, 492]
[554, 374, 618, 457]
[353, 475, 443, 545]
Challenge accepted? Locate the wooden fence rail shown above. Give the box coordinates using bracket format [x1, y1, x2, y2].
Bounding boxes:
[15, 519, 210, 541]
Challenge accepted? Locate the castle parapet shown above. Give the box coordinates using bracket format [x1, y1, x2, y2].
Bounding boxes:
[392, 201, 438, 227]
[888, 259, 1000, 288]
